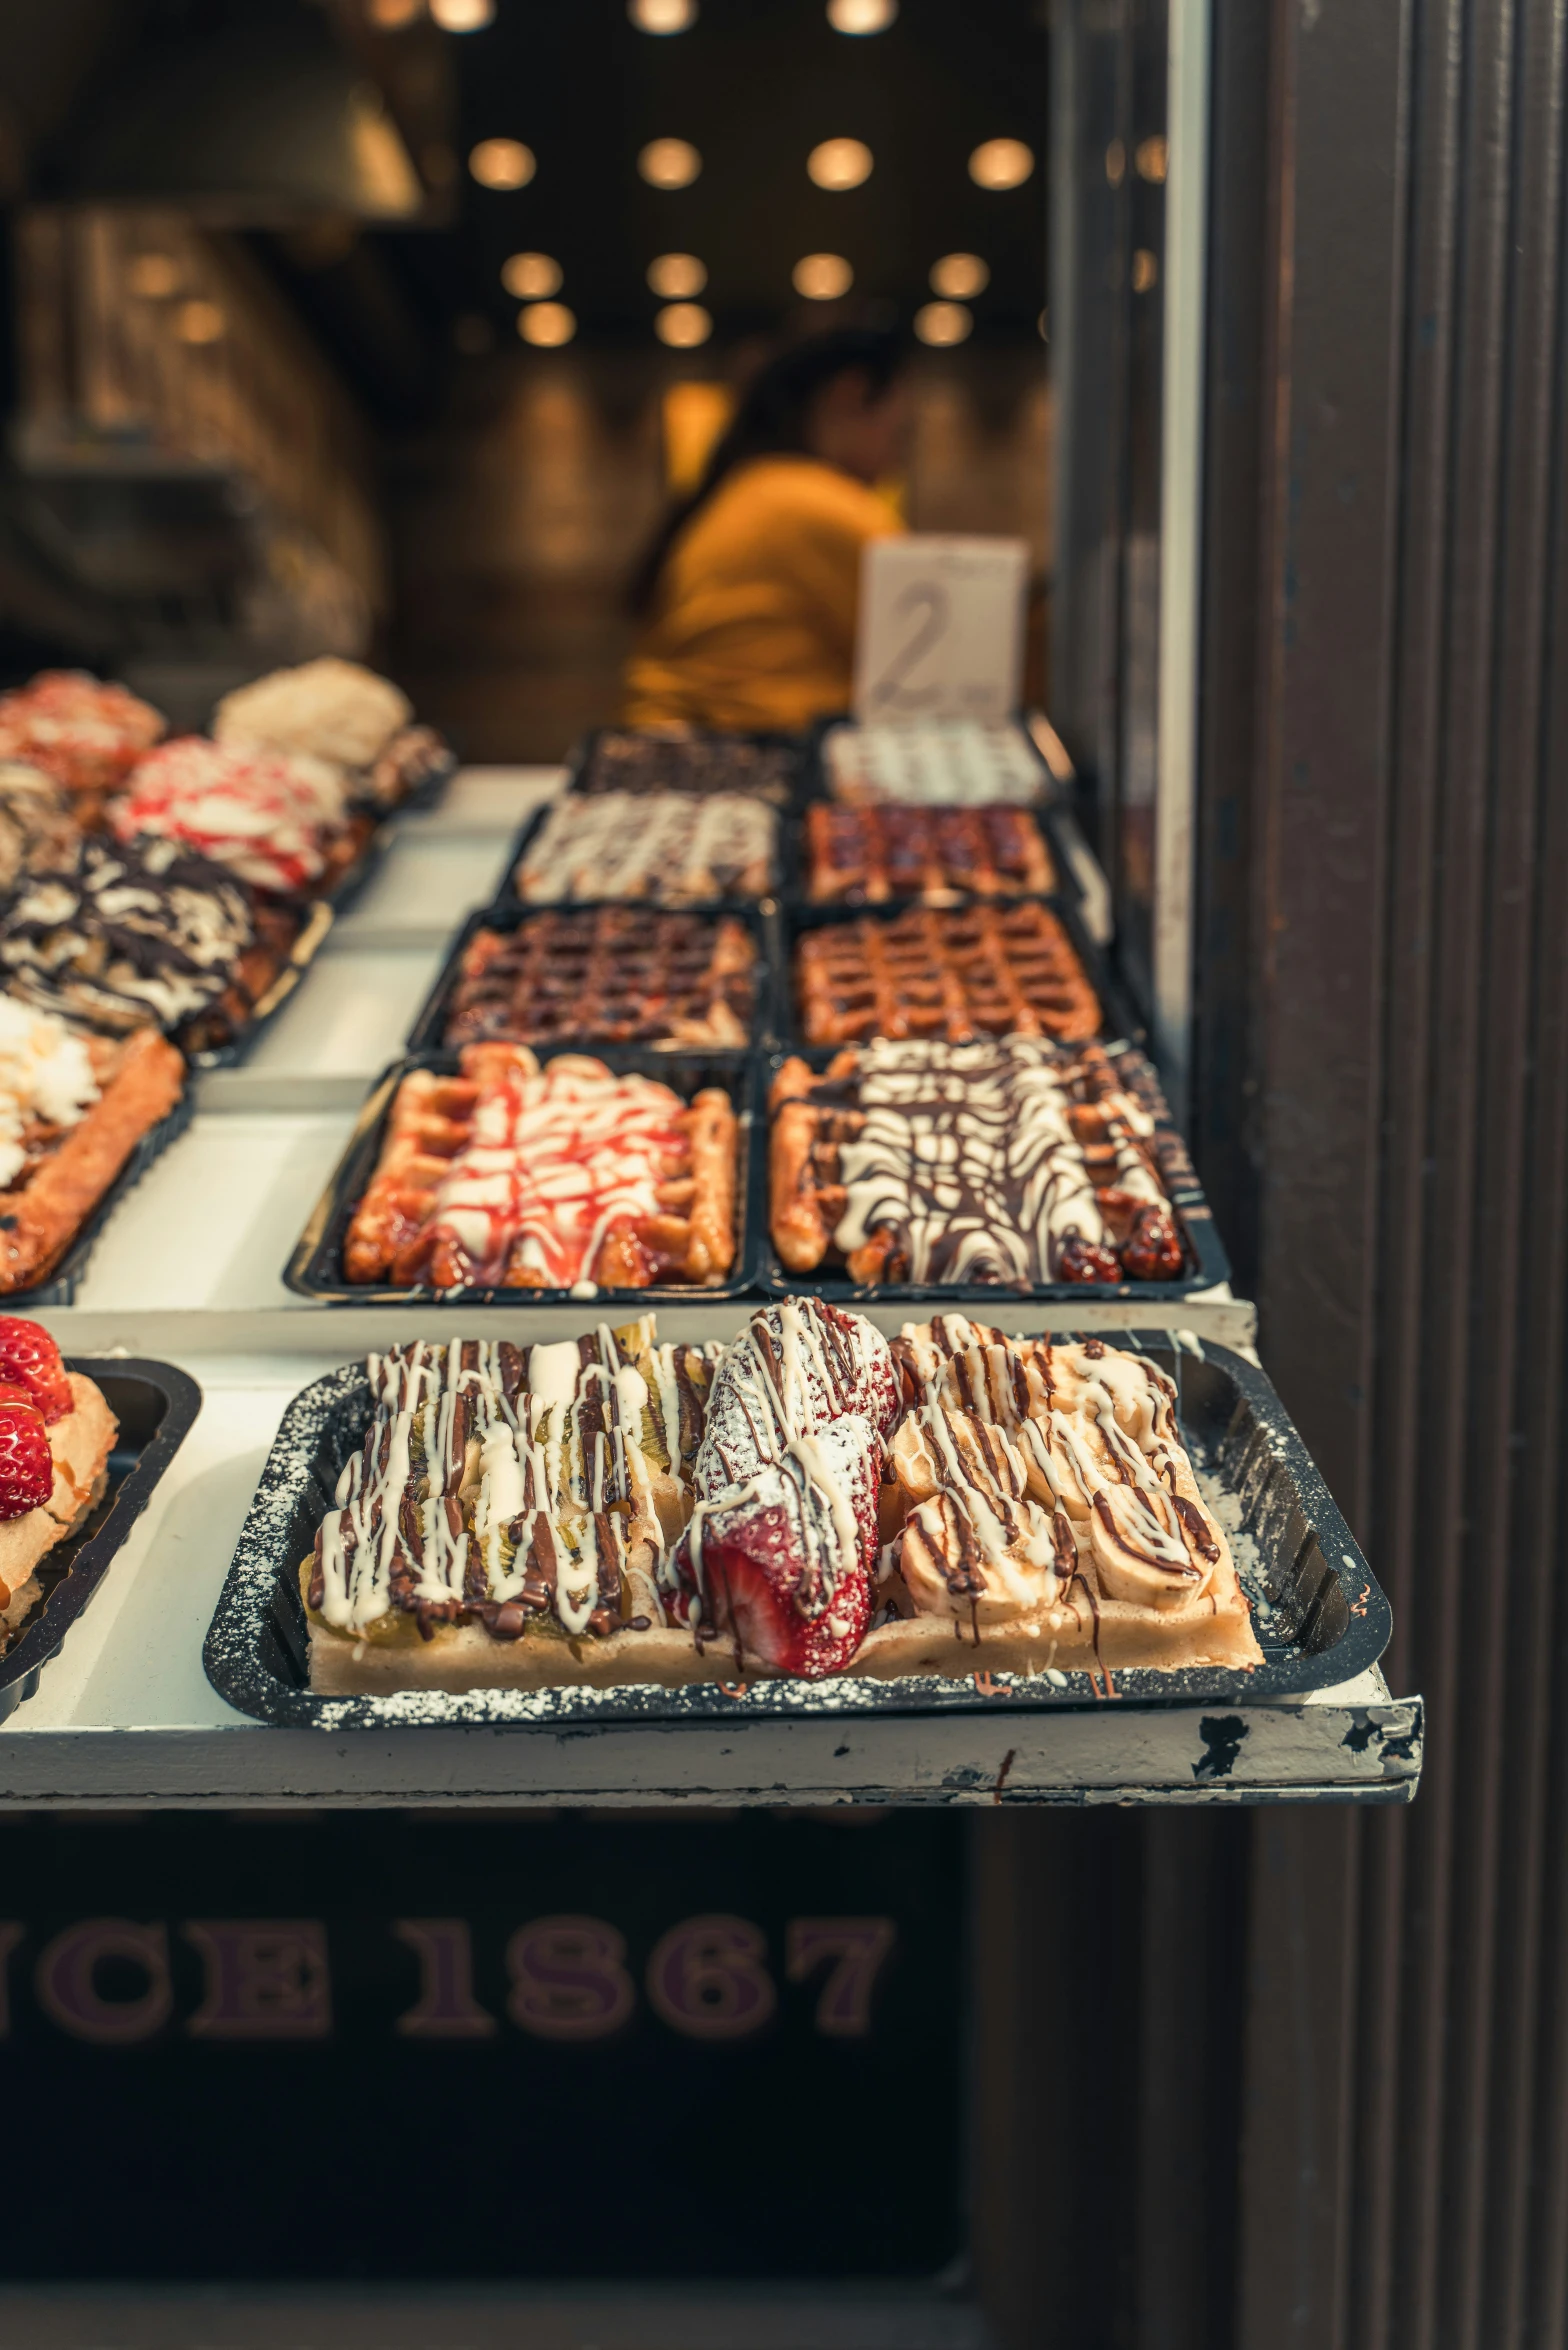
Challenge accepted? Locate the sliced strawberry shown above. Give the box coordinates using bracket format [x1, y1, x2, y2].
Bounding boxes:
[0, 1318, 72, 1424]
[0, 1397, 52, 1521]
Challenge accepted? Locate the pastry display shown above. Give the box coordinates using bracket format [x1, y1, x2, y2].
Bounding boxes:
[110, 736, 356, 897]
[514, 792, 776, 905]
[0, 672, 165, 804]
[0, 834, 283, 1044]
[342, 1045, 739, 1292]
[213, 657, 454, 812]
[804, 801, 1055, 903]
[822, 720, 1046, 806]
[0, 1009, 184, 1291]
[769, 1035, 1187, 1286]
[578, 728, 796, 804]
[794, 901, 1100, 1046]
[441, 909, 757, 1049]
[297, 1301, 1260, 1695]
[0, 764, 82, 892]
[0, 1317, 118, 1655]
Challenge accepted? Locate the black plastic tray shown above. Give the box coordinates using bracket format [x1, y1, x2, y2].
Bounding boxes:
[284, 1045, 764, 1306]
[1, 1086, 195, 1309]
[201, 1332, 1390, 1730]
[0, 1357, 202, 1725]
[565, 722, 806, 807]
[404, 899, 785, 1056]
[759, 1037, 1226, 1306]
[781, 887, 1144, 1052]
[495, 797, 784, 916]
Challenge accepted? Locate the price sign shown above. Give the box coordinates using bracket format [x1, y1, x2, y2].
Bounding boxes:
[853, 533, 1030, 722]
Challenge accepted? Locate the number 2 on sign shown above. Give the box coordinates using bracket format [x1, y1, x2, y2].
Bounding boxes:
[868, 581, 951, 712]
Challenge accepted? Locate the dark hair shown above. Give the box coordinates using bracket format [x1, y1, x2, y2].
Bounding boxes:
[628, 325, 902, 616]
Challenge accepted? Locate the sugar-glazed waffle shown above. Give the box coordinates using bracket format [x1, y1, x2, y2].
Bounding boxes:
[804, 801, 1055, 903]
[442, 909, 757, 1049]
[515, 791, 775, 904]
[344, 1045, 738, 1292]
[770, 1034, 1186, 1286]
[794, 901, 1100, 1047]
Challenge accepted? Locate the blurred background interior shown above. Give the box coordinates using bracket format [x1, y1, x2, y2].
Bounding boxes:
[0, 0, 1061, 758]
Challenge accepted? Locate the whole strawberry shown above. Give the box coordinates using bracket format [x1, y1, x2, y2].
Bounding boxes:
[0, 1318, 72, 1425]
[0, 1396, 52, 1522]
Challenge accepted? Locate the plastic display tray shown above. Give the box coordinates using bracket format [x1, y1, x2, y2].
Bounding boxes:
[404, 899, 785, 1057]
[283, 1045, 764, 1306]
[494, 796, 785, 916]
[202, 1331, 1390, 1731]
[0, 1357, 201, 1724]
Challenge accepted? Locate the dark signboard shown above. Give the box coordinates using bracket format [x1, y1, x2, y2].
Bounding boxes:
[0, 1807, 964, 2282]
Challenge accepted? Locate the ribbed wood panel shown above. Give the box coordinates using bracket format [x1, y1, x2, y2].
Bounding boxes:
[1202, 2, 1568, 2345]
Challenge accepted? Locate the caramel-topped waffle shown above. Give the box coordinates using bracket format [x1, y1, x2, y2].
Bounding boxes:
[443, 909, 757, 1049]
[770, 1034, 1186, 1286]
[344, 1045, 738, 1292]
[794, 901, 1100, 1047]
[804, 801, 1055, 903]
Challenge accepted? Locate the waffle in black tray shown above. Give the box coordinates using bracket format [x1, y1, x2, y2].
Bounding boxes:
[799, 799, 1058, 903]
[791, 896, 1103, 1048]
[767, 1033, 1221, 1299]
[512, 787, 777, 905]
[426, 903, 763, 1050]
[573, 724, 799, 804]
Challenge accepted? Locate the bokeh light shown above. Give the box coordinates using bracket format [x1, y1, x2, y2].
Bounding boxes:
[969, 138, 1034, 190]
[639, 138, 702, 189]
[656, 302, 713, 347]
[469, 139, 536, 190]
[929, 252, 989, 299]
[647, 253, 707, 297]
[793, 253, 854, 299]
[518, 303, 576, 346]
[914, 301, 971, 346]
[807, 138, 873, 191]
[502, 252, 562, 298]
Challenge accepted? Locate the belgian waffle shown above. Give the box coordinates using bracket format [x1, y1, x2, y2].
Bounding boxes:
[769, 1034, 1187, 1286]
[516, 791, 776, 904]
[804, 801, 1056, 903]
[343, 1044, 739, 1292]
[442, 909, 757, 1049]
[579, 728, 795, 803]
[794, 901, 1100, 1047]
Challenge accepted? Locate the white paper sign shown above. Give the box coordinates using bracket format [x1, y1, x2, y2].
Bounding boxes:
[853, 534, 1029, 722]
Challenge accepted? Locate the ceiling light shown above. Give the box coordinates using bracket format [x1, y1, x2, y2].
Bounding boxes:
[518, 302, 576, 347]
[969, 138, 1034, 190]
[639, 138, 702, 189]
[914, 301, 971, 347]
[430, 0, 493, 27]
[827, 0, 897, 29]
[807, 138, 873, 191]
[127, 252, 180, 299]
[793, 252, 853, 300]
[648, 252, 707, 297]
[174, 299, 225, 345]
[469, 138, 535, 189]
[656, 302, 712, 348]
[629, 0, 697, 27]
[929, 252, 988, 300]
[368, 0, 423, 24]
[502, 251, 562, 298]
[1135, 135, 1168, 183]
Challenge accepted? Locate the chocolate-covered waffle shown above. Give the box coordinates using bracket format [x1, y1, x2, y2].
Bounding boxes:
[794, 900, 1100, 1046]
[578, 728, 795, 803]
[344, 1044, 739, 1292]
[516, 791, 775, 904]
[443, 908, 757, 1049]
[770, 1035, 1187, 1286]
[804, 801, 1055, 903]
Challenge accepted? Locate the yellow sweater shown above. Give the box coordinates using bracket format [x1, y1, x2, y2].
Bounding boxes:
[624, 455, 902, 732]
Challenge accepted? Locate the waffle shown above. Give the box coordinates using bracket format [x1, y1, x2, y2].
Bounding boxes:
[0, 1018, 185, 1292]
[822, 720, 1045, 805]
[0, 672, 165, 806]
[579, 728, 795, 803]
[343, 1044, 739, 1292]
[300, 1306, 1261, 1694]
[804, 801, 1055, 903]
[442, 909, 757, 1049]
[795, 901, 1100, 1047]
[769, 1034, 1187, 1286]
[516, 791, 775, 904]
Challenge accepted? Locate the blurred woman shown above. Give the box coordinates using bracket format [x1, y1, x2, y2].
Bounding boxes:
[624, 327, 906, 732]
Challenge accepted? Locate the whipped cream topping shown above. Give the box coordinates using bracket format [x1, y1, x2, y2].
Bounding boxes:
[0, 996, 98, 1186]
[112, 736, 347, 894]
[215, 656, 410, 770]
[517, 791, 775, 903]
